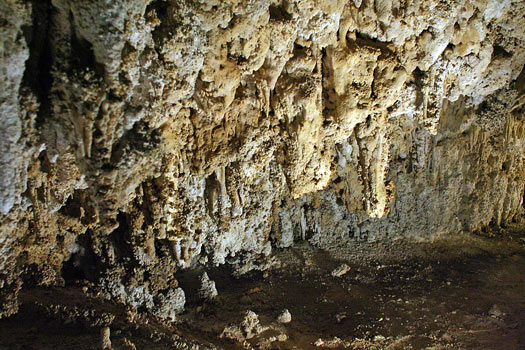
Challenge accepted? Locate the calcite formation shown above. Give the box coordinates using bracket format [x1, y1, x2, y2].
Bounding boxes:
[0, 0, 524, 319]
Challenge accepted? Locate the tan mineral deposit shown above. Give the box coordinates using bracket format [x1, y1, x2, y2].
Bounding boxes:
[0, 0, 524, 349]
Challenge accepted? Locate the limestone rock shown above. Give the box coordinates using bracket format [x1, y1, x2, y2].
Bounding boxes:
[153, 288, 186, 322]
[331, 264, 351, 277]
[198, 272, 218, 301]
[100, 326, 111, 350]
[277, 309, 292, 324]
[221, 310, 266, 341]
[0, 0, 524, 318]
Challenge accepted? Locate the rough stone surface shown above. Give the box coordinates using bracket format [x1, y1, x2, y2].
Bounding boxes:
[331, 263, 351, 277]
[100, 326, 111, 350]
[0, 0, 524, 318]
[221, 310, 266, 342]
[199, 272, 218, 301]
[277, 309, 292, 324]
[153, 287, 185, 321]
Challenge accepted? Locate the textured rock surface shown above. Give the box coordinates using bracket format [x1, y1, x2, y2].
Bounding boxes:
[0, 0, 524, 318]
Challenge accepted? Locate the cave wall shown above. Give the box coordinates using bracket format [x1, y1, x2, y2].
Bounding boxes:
[0, 0, 524, 318]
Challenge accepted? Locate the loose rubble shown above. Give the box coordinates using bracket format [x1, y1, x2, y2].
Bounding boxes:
[221, 310, 267, 342]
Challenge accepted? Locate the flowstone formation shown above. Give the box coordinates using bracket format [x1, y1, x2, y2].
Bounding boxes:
[0, 0, 524, 320]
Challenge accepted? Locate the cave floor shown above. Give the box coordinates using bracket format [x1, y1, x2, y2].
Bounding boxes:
[0, 224, 524, 350]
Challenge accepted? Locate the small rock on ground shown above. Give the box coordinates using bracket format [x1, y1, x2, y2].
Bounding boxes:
[277, 309, 292, 323]
[331, 264, 351, 277]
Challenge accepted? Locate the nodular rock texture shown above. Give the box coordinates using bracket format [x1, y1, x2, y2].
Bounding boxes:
[0, 0, 524, 319]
